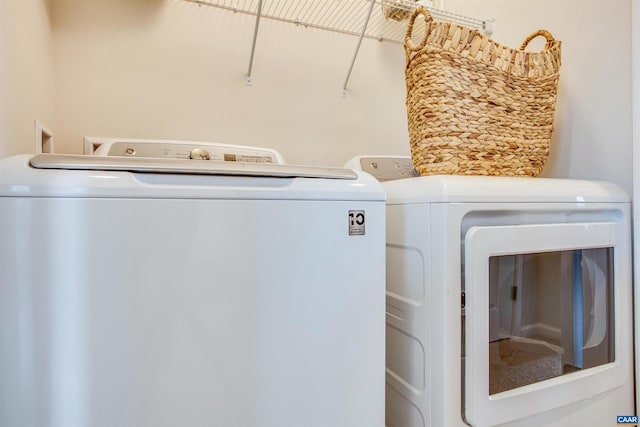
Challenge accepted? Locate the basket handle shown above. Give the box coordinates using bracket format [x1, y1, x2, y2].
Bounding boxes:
[405, 6, 434, 52]
[520, 29, 556, 51]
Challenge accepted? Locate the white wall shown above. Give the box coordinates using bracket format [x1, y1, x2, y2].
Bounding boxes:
[48, 0, 632, 194]
[50, 0, 408, 166]
[0, 0, 54, 158]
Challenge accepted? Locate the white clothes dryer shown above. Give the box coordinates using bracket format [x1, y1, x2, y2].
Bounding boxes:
[0, 152, 386, 427]
[346, 155, 634, 427]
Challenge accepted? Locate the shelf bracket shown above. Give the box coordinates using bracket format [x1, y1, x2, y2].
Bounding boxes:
[342, 0, 376, 96]
[246, 0, 264, 86]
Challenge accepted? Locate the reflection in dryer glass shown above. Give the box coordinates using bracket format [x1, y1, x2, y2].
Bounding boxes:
[488, 248, 614, 394]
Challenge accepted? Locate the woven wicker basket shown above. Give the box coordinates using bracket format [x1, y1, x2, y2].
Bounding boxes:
[382, 0, 415, 22]
[405, 7, 561, 176]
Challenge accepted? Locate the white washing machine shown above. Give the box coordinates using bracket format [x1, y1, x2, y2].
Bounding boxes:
[0, 148, 386, 427]
[346, 156, 635, 427]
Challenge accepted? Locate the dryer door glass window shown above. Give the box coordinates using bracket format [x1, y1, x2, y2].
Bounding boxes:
[488, 248, 614, 395]
[463, 221, 629, 427]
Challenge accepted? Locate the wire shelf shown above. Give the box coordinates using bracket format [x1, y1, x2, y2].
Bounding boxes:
[183, 0, 493, 91]
[184, 0, 491, 43]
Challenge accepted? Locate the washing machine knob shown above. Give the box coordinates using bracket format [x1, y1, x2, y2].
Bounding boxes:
[189, 148, 211, 160]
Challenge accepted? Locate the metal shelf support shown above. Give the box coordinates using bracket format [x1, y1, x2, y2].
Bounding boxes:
[184, 0, 493, 91]
[246, 0, 264, 86]
[342, 0, 376, 96]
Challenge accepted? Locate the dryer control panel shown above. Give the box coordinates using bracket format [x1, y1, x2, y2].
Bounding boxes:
[344, 156, 418, 181]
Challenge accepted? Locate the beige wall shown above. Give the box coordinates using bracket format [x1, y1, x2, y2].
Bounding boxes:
[44, 0, 633, 195]
[50, 0, 409, 167]
[0, 0, 54, 158]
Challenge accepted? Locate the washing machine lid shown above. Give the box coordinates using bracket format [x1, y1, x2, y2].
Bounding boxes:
[30, 154, 356, 180]
[0, 155, 385, 201]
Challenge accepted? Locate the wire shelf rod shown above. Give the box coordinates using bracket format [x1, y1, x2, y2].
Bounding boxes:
[246, 0, 264, 84]
[334, 1, 362, 31]
[343, 0, 376, 93]
[184, 0, 491, 42]
[182, 0, 494, 90]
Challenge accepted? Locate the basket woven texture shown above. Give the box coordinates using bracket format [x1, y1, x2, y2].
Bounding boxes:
[405, 7, 561, 176]
[382, 0, 414, 22]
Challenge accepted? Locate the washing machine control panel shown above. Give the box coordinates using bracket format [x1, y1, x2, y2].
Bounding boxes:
[91, 140, 282, 164]
[189, 148, 211, 160]
[353, 156, 418, 181]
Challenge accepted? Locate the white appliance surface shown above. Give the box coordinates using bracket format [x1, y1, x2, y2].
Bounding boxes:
[346, 156, 634, 427]
[0, 154, 386, 427]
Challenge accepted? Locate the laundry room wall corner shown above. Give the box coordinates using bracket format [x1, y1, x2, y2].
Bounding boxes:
[0, 0, 55, 158]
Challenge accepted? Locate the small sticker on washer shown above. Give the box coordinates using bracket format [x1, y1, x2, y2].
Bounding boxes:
[348, 210, 365, 235]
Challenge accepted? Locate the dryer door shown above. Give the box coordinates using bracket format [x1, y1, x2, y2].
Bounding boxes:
[463, 222, 631, 427]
